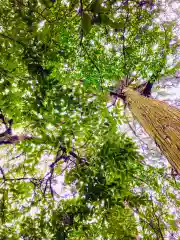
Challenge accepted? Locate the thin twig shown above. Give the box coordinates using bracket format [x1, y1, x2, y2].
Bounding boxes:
[0, 167, 6, 182]
[150, 195, 165, 240]
[122, 0, 130, 85]
[134, 208, 160, 239]
[9, 153, 24, 161]
[0, 177, 40, 181]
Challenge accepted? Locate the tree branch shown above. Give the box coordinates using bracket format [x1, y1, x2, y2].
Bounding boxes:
[0, 33, 25, 47]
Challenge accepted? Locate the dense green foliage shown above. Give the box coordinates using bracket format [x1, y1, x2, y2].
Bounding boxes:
[0, 0, 179, 239]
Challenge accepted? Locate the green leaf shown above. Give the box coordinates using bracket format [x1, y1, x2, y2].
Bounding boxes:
[90, 0, 102, 13]
[100, 14, 124, 29]
[69, 0, 79, 11]
[82, 13, 92, 35]
[56, 230, 66, 240]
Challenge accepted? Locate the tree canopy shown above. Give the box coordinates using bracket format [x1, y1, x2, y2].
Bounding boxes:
[0, 0, 179, 239]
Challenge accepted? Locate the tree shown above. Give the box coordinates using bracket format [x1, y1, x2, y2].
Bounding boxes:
[0, 0, 179, 239]
[110, 80, 180, 173]
[124, 87, 180, 173]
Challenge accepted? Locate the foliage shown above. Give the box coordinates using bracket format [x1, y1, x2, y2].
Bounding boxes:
[0, 0, 179, 239]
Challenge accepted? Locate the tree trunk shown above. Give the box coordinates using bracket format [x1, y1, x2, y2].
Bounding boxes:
[124, 88, 180, 173]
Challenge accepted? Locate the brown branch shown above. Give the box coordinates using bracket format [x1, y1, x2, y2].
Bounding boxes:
[0, 135, 33, 145]
[0, 177, 40, 181]
[42, 143, 88, 197]
[109, 91, 125, 100]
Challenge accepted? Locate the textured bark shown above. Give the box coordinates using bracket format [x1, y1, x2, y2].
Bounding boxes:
[124, 88, 180, 173]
